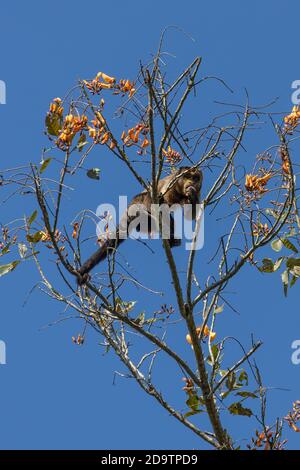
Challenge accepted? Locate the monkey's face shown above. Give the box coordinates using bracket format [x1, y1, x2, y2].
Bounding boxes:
[178, 167, 203, 204]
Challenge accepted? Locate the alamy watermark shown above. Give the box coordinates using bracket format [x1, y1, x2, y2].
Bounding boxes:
[0, 80, 6, 105]
[95, 197, 205, 250]
[0, 340, 6, 365]
[291, 340, 300, 365]
[291, 80, 300, 105]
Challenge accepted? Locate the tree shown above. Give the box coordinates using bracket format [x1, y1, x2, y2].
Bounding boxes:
[1, 37, 300, 449]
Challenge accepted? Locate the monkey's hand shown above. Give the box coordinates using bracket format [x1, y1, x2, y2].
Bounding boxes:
[185, 186, 199, 205]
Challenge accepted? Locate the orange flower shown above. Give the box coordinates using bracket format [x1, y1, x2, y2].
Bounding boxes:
[141, 138, 149, 148]
[56, 114, 88, 150]
[121, 123, 148, 148]
[88, 126, 97, 139]
[253, 223, 269, 237]
[280, 146, 290, 175]
[186, 325, 216, 344]
[100, 132, 110, 145]
[119, 79, 136, 96]
[72, 223, 79, 239]
[83, 71, 115, 94]
[49, 97, 64, 116]
[245, 173, 272, 194]
[94, 111, 106, 126]
[285, 401, 300, 432]
[162, 146, 182, 164]
[97, 72, 116, 84]
[284, 105, 300, 132]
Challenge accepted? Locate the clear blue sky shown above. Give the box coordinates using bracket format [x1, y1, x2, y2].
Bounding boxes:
[1, 0, 300, 450]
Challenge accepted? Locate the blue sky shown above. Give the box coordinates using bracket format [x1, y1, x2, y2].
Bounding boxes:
[1, 0, 300, 450]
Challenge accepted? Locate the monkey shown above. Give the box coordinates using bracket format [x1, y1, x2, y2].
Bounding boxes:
[76, 166, 203, 285]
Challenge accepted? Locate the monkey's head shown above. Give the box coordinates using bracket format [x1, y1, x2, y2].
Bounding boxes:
[176, 166, 203, 204]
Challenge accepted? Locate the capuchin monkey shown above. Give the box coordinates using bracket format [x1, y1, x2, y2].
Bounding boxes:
[76, 166, 203, 285]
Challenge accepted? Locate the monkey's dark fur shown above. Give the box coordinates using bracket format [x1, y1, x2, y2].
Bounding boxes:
[77, 166, 202, 285]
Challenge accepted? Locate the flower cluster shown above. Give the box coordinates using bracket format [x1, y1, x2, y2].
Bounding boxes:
[285, 400, 300, 432]
[72, 334, 84, 345]
[87, 110, 114, 147]
[280, 146, 290, 175]
[253, 222, 269, 237]
[49, 97, 64, 116]
[83, 72, 116, 94]
[83, 72, 135, 98]
[56, 113, 88, 150]
[284, 105, 300, 132]
[186, 324, 216, 345]
[248, 428, 287, 450]
[162, 146, 182, 164]
[121, 123, 149, 149]
[245, 173, 272, 194]
[182, 377, 196, 395]
[40, 228, 65, 252]
[115, 79, 136, 97]
[46, 98, 64, 138]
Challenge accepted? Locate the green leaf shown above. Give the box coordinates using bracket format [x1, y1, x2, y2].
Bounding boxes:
[40, 158, 52, 174]
[220, 390, 231, 400]
[235, 391, 258, 399]
[273, 257, 284, 272]
[291, 266, 300, 278]
[144, 317, 158, 325]
[259, 258, 274, 273]
[115, 298, 137, 315]
[0, 261, 20, 277]
[210, 344, 219, 363]
[282, 238, 299, 253]
[86, 168, 100, 180]
[26, 231, 44, 244]
[238, 370, 248, 386]
[183, 409, 202, 418]
[214, 304, 224, 314]
[134, 311, 145, 325]
[45, 113, 62, 137]
[265, 208, 278, 219]
[281, 269, 289, 297]
[286, 258, 300, 269]
[226, 372, 236, 391]
[0, 244, 10, 257]
[228, 402, 252, 417]
[290, 275, 299, 288]
[18, 243, 28, 259]
[28, 210, 38, 226]
[186, 394, 200, 412]
[271, 239, 283, 252]
[219, 370, 228, 377]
